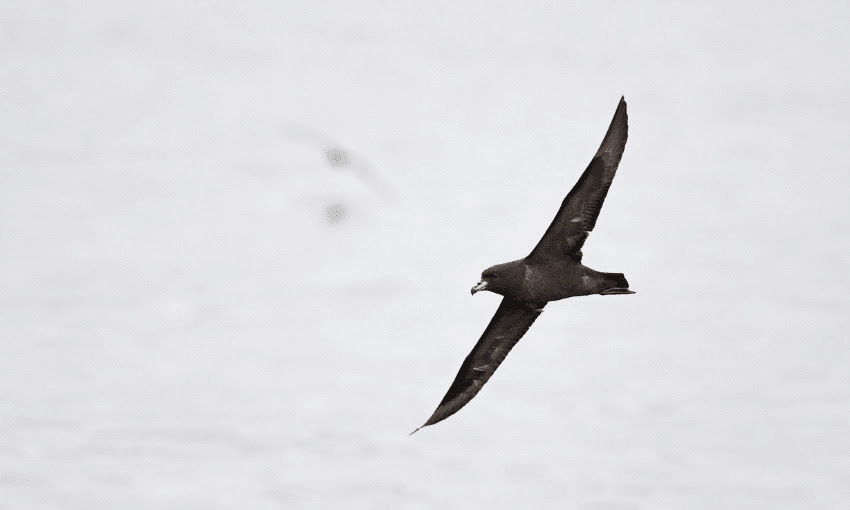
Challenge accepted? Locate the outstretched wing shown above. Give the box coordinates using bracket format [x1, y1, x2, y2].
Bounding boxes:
[526, 97, 628, 264]
[413, 298, 545, 432]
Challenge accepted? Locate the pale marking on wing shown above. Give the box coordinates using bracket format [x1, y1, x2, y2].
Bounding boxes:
[570, 217, 582, 223]
[472, 365, 490, 372]
[524, 265, 539, 296]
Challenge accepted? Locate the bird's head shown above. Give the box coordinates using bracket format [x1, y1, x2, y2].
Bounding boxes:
[471, 263, 516, 296]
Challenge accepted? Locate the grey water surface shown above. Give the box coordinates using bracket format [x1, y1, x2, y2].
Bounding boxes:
[1, 1, 848, 509]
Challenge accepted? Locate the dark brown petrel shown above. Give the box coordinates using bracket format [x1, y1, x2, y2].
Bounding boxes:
[412, 97, 634, 434]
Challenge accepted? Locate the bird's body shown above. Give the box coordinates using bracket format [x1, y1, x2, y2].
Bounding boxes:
[413, 97, 634, 434]
[481, 258, 628, 304]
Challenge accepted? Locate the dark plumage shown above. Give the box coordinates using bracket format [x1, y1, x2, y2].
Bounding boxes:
[412, 97, 634, 434]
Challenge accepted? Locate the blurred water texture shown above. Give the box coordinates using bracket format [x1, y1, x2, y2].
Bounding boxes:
[1, 1, 848, 509]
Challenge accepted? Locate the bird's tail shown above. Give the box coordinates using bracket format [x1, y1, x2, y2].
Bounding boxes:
[598, 272, 635, 295]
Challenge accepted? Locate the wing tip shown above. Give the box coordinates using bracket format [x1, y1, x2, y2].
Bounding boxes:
[612, 96, 627, 126]
[616, 95, 628, 119]
[411, 409, 443, 435]
[595, 96, 628, 159]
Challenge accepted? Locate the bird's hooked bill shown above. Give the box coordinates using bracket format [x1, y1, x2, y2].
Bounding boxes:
[471, 281, 488, 295]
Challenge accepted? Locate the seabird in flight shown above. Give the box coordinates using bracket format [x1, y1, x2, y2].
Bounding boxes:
[412, 97, 634, 434]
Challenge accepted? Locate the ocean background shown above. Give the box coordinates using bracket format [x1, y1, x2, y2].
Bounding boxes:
[1, 1, 848, 508]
